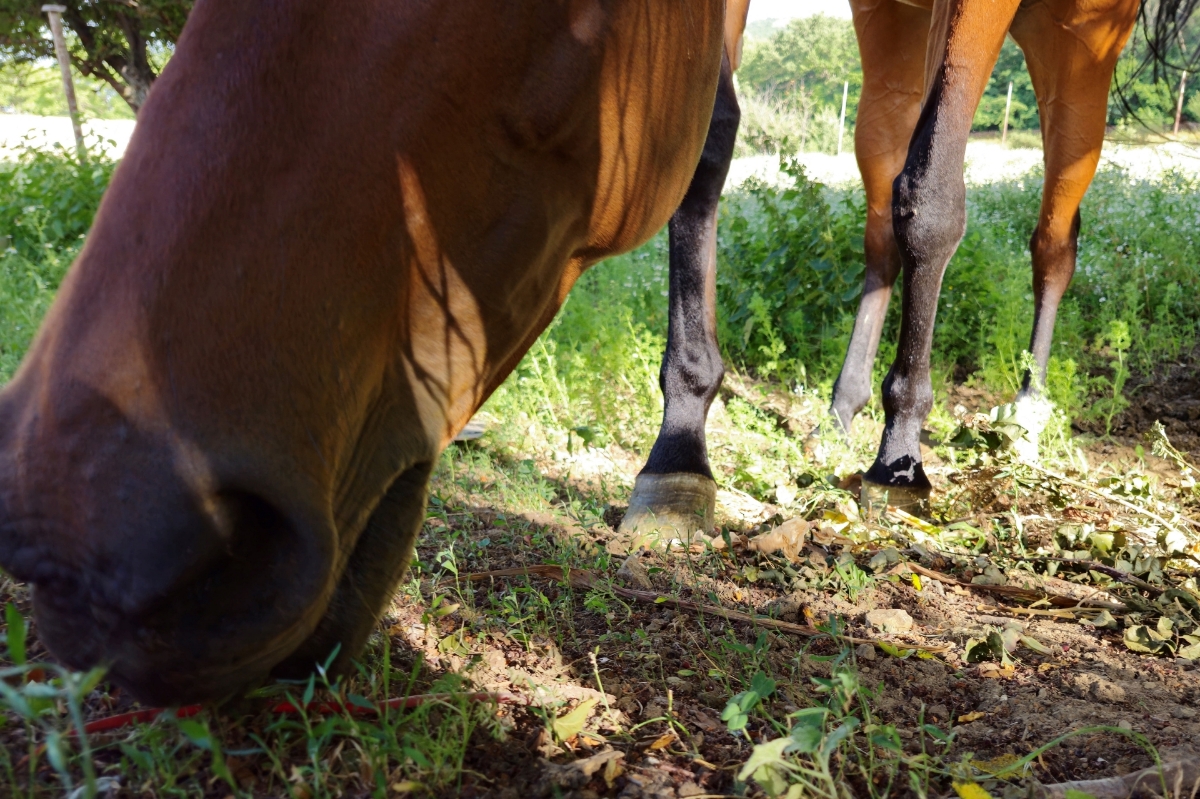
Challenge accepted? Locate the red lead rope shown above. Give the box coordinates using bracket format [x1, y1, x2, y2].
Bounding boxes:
[78, 691, 527, 736]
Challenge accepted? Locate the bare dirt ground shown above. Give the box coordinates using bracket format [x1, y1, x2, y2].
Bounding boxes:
[1105, 352, 1200, 457]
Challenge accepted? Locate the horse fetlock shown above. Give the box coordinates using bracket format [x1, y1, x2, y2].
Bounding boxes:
[829, 377, 872, 432]
[612, 472, 716, 555]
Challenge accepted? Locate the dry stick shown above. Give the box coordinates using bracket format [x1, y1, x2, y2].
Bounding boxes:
[906, 562, 1129, 612]
[979, 604, 1085, 620]
[442, 565, 952, 653]
[1015, 556, 1164, 598]
[1037, 759, 1200, 799]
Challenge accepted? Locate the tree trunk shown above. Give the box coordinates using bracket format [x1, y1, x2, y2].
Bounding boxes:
[63, 7, 156, 115]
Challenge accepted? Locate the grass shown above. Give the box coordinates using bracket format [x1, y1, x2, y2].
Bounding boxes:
[3, 140, 1200, 797]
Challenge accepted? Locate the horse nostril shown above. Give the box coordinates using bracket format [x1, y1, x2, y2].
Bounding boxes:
[217, 490, 294, 550]
[194, 489, 302, 594]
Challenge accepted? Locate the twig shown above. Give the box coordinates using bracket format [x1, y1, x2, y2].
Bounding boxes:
[443, 565, 951, 653]
[1036, 759, 1200, 799]
[979, 604, 1086, 620]
[1015, 556, 1164, 598]
[906, 563, 1128, 612]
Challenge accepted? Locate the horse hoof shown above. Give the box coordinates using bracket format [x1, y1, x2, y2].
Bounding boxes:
[860, 478, 931, 518]
[610, 472, 716, 555]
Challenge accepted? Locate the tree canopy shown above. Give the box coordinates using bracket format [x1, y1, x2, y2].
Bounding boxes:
[0, 1, 191, 114]
[739, 15, 861, 115]
[738, 14, 1200, 142]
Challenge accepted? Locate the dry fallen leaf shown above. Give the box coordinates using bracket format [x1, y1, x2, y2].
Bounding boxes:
[978, 662, 1016, 679]
[747, 518, 811, 561]
[603, 755, 624, 789]
[648, 733, 675, 751]
[957, 711, 986, 723]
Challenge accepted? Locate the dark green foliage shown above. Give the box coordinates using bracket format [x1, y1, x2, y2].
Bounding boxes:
[738, 15, 861, 114]
[0, 141, 114, 256]
[0, 142, 115, 381]
[971, 38, 1038, 132]
[715, 158, 864, 385]
[0, 1, 190, 112]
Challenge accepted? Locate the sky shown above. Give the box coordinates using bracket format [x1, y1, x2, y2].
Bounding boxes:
[746, 0, 852, 21]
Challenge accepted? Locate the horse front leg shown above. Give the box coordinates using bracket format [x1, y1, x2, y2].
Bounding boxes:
[826, 0, 930, 435]
[862, 0, 1019, 512]
[615, 55, 739, 552]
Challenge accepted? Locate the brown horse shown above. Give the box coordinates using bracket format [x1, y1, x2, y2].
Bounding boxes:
[619, 0, 1173, 539]
[860, 1, 1200, 500]
[840, 0, 1141, 504]
[0, 0, 742, 705]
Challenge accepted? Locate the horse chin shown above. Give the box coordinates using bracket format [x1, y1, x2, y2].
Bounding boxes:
[31, 575, 323, 706]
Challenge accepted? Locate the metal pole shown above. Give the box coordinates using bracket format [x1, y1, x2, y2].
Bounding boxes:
[42, 4, 84, 156]
[1175, 70, 1188, 135]
[836, 80, 848, 155]
[1001, 81, 1013, 146]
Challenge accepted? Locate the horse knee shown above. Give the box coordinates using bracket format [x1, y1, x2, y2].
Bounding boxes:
[891, 167, 965, 269]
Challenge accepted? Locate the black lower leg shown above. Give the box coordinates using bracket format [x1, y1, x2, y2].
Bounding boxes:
[616, 57, 740, 546]
[640, 57, 739, 478]
[865, 73, 966, 493]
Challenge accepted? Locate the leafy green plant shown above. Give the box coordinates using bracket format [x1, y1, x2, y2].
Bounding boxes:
[1086, 320, 1132, 436]
[721, 671, 776, 734]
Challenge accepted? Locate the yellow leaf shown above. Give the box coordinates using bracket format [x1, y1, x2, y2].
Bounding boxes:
[972, 752, 1022, 777]
[912, 573, 923, 591]
[957, 711, 986, 723]
[648, 733, 675, 750]
[953, 781, 995, 799]
[552, 698, 599, 743]
[603, 757, 624, 788]
[390, 781, 425, 794]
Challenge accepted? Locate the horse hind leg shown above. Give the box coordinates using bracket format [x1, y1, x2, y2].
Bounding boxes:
[1006, 2, 1138, 460]
[862, 0, 1020, 512]
[614, 55, 739, 553]
[824, 0, 930, 436]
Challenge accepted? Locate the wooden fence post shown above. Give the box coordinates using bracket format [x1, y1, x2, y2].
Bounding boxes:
[1001, 81, 1013, 146]
[1175, 71, 1188, 135]
[41, 4, 84, 156]
[836, 80, 848, 155]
